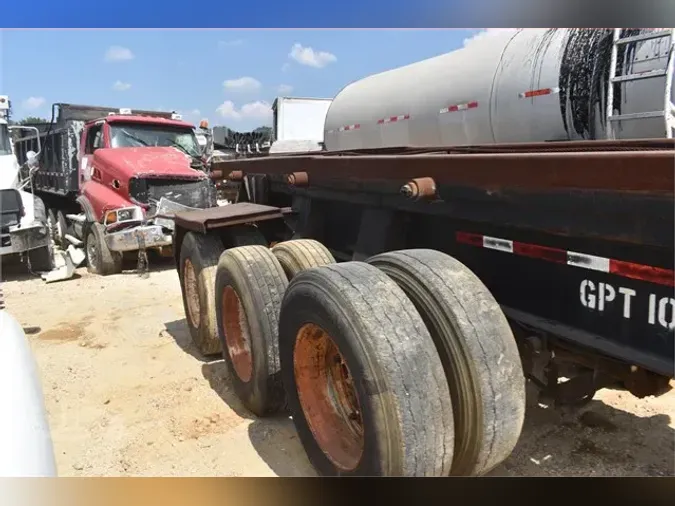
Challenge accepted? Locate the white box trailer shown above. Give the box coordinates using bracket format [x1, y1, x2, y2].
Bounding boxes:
[270, 97, 332, 154]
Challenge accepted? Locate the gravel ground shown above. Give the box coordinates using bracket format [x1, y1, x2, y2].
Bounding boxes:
[2, 257, 673, 477]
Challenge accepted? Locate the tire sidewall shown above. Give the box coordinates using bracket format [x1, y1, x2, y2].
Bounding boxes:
[179, 233, 202, 334]
[279, 288, 386, 476]
[84, 223, 101, 274]
[178, 232, 219, 350]
[215, 257, 272, 415]
[56, 210, 69, 248]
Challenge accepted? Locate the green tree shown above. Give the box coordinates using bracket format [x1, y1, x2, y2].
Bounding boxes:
[19, 116, 48, 125]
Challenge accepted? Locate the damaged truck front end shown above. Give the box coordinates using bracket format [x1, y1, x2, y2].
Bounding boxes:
[11, 103, 220, 278]
[100, 177, 217, 253]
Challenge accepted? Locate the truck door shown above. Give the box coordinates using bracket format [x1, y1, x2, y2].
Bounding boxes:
[79, 121, 104, 185]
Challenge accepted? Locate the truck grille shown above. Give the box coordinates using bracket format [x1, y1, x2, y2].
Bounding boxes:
[0, 189, 23, 229]
[128, 177, 217, 212]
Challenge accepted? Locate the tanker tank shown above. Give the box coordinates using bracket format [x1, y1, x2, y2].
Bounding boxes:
[324, 29, 674, 151]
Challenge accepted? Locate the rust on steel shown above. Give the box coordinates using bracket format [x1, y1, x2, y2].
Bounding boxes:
[287, 172, 309, 186]
[222, 286, 253, 383]
[173, 202, 284, 234]
[228, 170, 244, 182]
[400, 177, 437, 200]
[217, 147, 675, 195]
[293, 323, 365, 471]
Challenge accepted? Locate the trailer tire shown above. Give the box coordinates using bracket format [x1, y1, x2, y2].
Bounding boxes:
[215, 245, 288, 416]
[179, 232, 225, 357]
[271, 239, 335, 280]
[84, 222, 123, 276]
[368, 249, 526, 476]
[279, 262, 454, 476]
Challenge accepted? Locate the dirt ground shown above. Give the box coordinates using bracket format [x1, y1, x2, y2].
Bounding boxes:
[2, 257, 674, 477]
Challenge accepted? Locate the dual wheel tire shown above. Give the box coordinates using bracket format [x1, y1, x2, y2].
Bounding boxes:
[182, 233, 526, 476]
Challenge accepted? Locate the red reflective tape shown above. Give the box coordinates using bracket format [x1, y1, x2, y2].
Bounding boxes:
[440, 101, 478, 114]
[456, 231, 674, 286]
[513, 242, 567, 264]
[519, 87, 560, 99]
[456, 232, 483, 247]
[609, 260, 675, 287]
[377, 114, 410, 125]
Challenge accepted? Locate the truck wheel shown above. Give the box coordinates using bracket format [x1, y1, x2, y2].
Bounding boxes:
[368, 249, 526, 476]
[179, 232, 225, 357]
[279, 262, 455, 476]
[271, 239, 335, 280]
[27, 246, 54, 272]
[54, 210, 69, 249]
[215, 245, 288, 416]
[84, 222, 123, 276]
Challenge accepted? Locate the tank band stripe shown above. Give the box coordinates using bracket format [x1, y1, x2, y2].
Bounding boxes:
[455, 231, 674, 287]
[377, 114, 410, 125]
[439, 101, 479, 114]
[519, 87, 561, 99]
[327, 123, 361, 133]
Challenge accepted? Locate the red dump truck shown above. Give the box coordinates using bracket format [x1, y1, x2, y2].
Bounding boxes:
[13, 104, 216, 276]
[172, 29, 675, 476]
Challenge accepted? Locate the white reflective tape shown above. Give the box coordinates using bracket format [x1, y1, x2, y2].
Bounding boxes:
[440, 101, 479, 114]
[567, 251, 610, 272]
[483, 236, 514, 253]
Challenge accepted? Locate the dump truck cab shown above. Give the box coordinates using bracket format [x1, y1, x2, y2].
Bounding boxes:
[13, 104, 218, 277]
[74, 111, 216, 273]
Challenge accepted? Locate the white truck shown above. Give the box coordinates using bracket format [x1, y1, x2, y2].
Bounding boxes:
[270, 96, 332, 153]
[0, 95, 53, 272]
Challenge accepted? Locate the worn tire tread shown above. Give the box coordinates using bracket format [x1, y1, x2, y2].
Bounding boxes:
[280, 262, 454, 476]
[86, 222, 123, 276]
[216, 245, 288, 415]
[368, 249, 525, 476]
[179, 232, 225, 357]
[271, 239, 335, 279]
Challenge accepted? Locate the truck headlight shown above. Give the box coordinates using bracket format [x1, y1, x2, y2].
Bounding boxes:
[104, 206, 143, 226]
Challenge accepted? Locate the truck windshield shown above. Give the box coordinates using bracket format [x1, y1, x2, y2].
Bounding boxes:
[0, 124, 12, 156]
[109, 123, 201, 157]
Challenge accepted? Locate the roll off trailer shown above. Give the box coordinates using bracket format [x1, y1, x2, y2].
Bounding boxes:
[172, 29, 675, 476]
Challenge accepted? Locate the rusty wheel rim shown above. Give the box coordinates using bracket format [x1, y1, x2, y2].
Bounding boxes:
[183, 259, 200, 328]
[294, 323, 364, 471]
[222, 286, 253, 383]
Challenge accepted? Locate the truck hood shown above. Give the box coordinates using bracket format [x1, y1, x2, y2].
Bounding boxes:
[93, 147, 206, 180]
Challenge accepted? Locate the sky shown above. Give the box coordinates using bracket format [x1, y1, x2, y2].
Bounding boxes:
[0, 29, 490, 131]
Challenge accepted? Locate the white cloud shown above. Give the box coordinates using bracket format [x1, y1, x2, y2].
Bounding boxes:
[462, 29, 519, 48]
[223, 76, 262, 92]
[105, 45, 135, 62]
[216, 100, 272, 121]
[277, 84, 293, 94]
[112, 80, 132, 91]
[289, 43, 336, 68]
[22, 96, 45, 110]
[219, 39, 244, 48]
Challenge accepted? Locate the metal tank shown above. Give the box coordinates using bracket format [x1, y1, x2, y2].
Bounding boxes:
[324, 29, 674, 151]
